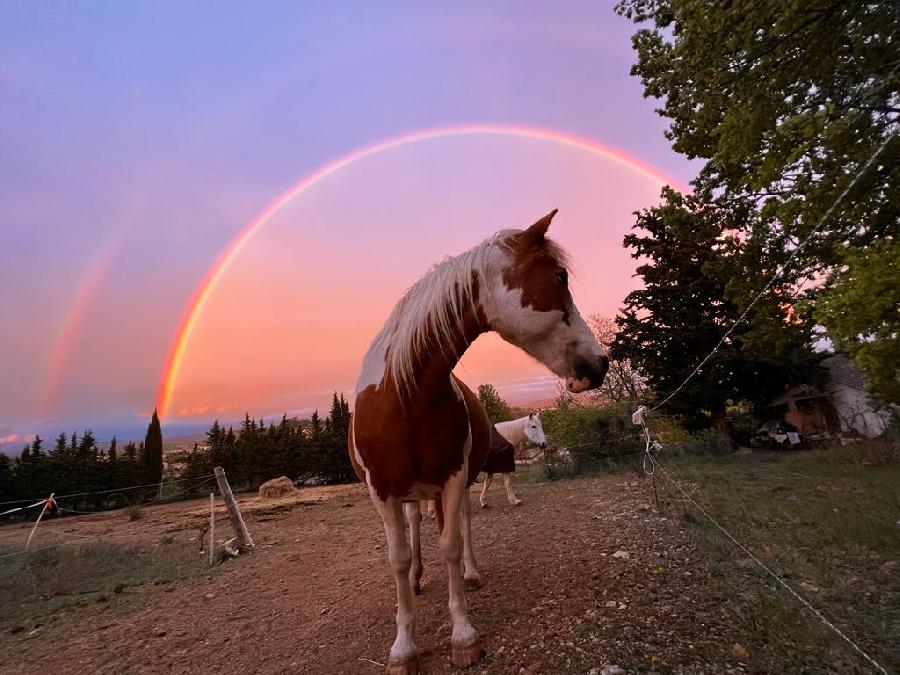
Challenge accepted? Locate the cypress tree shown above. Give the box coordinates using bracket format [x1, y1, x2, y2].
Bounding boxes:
[143, 409, 164, 484]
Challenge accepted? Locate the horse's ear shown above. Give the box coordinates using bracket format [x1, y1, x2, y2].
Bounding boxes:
[521, 209, 557, 248]
[529, 412, 535, 419]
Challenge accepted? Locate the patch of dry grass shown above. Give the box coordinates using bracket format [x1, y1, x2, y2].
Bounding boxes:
[0, 538, 207, 627]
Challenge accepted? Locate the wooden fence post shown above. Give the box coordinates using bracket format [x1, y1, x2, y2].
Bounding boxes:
[25, 493, 54, 550]
[208, 492, 215, 566]
[213, 467, 253, 553]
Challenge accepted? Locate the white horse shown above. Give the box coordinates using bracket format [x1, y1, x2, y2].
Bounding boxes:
[480, 413, 546, 507]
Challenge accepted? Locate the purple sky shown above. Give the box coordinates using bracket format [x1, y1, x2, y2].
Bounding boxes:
[0, 2, 696, 449]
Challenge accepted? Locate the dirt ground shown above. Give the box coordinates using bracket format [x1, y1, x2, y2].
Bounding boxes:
[0, 473, 869, 674]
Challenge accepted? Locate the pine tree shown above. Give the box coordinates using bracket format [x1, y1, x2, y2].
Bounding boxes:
[30, 435, 44, 459]
[52, 432, 67, 457]
[613, 189, 818, 431]
[123, 441, 137, 462]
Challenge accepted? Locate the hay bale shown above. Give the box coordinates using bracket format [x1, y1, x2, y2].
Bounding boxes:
[258, 476, 296, 499]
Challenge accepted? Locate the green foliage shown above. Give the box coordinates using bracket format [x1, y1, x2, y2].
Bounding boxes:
[477, 383, 513, 423]
[541, 401, 644, 464]
[615, 0, 899, 412]
[616, 0, 898, 267]
[2, 427, 147, 517]
[180, 392, 356, 489]
[612, 189, 818, 419]
[815, 239, 900, 406]
[540, 406, 602, 448]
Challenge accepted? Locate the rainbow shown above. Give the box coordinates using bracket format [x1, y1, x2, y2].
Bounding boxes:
[41, 233, 123, 416]
[155, 124, 685, 420]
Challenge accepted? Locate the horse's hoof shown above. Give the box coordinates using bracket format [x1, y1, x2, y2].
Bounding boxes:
[464, 575, 482, 591]
[479, 502, 488, 509]
[386, 656, 419, 674]
[511, 499, 523, 507]
[451, 641, 485, 668]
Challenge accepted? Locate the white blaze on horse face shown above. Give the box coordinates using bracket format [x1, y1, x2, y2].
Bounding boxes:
[483, 260, 605, 387]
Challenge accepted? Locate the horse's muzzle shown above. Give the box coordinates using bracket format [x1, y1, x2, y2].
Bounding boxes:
[567, 355, 609, 392]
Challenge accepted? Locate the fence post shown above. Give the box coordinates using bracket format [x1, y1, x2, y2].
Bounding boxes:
[25, 493, 54, 550]
[208, 492, 215, 566]
[213, 466, 253, 553]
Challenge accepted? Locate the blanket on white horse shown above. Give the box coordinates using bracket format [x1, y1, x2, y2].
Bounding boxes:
[482, 426, 516, 474]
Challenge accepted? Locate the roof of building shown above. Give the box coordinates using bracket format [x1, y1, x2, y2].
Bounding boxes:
[766, 384, 828, 408]
[821, 354, 867, 391]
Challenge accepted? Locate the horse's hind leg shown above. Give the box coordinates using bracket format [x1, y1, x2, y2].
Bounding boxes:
[372, 496, 418, 673]
[405, 501, 424, 595]
[460, 490, 481, 590]
[440, 470, 483, 668]
[479, 473, 493, 508]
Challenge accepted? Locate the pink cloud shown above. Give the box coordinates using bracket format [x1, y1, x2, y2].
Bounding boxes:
[0, 433, 35, 446]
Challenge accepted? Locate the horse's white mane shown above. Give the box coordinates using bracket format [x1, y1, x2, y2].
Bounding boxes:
[371, 228, 570, 397]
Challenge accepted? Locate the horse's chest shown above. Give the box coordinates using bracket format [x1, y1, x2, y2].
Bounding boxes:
[353, 384, 471, 501]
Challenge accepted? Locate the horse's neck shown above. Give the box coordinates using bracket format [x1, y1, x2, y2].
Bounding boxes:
[496, 419, 526, 446]
[363, 297, 487, 409]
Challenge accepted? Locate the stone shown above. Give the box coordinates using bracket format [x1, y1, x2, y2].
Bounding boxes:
[731, 642, 749, 660]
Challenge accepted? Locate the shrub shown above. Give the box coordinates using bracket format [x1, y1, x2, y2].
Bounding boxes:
[126, 506, 144, 522]
[678, 429, 732, 456]
[541, 401, 644, 465]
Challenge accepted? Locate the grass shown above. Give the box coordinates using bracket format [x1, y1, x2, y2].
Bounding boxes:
[654, 442, 900, 673]
[0, 538, 208, 628]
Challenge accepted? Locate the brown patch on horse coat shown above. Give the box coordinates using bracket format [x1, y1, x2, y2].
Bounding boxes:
[502, 212, 571, 323]
[350, 285, 491, 502]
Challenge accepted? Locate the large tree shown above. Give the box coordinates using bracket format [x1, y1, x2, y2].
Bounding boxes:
[616, 0, 899, 395]
[612, 189, 818, 427]
[814, 238, 900, 406]
[616, 0, 898, 261]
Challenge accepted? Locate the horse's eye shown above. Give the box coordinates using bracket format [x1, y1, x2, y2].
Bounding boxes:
[556, 269, 568, 285]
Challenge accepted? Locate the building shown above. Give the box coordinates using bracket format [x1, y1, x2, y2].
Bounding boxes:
[820, 354, 891, 438]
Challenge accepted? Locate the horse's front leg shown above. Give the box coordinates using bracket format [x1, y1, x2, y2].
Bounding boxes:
[405, 501, 424, 595]
[460, 489, 481, 590]
[372, 495, 418, 674]
[440, 469, 483, 668]
[501, 473, 522, 506]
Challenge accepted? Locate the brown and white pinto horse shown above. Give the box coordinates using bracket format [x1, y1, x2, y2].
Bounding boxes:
[348, 210, 608, 673]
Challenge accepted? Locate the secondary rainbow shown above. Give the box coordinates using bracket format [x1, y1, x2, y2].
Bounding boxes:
[156, 124, 685, 420]
[41, 233, 124, 416]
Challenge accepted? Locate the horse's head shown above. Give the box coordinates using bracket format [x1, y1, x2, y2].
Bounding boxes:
[482, 210, 608, 393]
[523, 412, 547, 449]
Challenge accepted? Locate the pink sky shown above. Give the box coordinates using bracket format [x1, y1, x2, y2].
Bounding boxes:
[169, 133, 666, 419]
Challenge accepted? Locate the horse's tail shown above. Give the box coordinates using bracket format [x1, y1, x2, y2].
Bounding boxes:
[433, 498, 444, 535]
